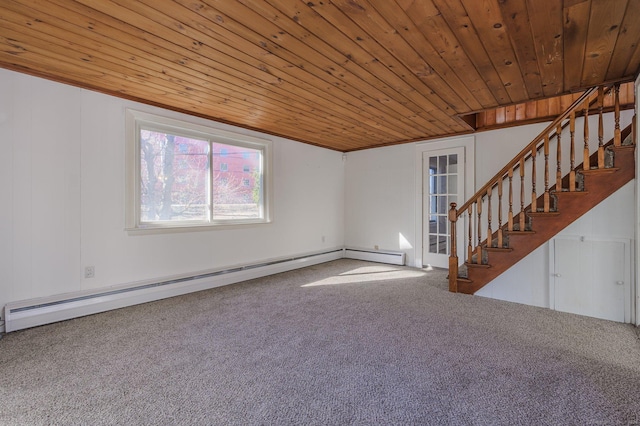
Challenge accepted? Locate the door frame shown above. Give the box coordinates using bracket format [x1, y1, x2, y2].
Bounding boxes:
[414, 136, 474, 268]
[634, 74, 639, 326]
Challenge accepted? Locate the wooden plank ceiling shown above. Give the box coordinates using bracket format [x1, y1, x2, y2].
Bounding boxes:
[1, 0, 639, 151]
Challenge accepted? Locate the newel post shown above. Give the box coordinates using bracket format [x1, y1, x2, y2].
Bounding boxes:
[448, 202, 459, 293]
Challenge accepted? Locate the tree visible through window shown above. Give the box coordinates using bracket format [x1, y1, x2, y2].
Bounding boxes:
[127, 110, 271, 230]
[140, 131, 209, 222]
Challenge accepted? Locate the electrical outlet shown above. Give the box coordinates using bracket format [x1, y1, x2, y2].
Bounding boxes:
[321, 235, 326, 243]
[84, 266, 95, 279]
[374, 245, 379, 250]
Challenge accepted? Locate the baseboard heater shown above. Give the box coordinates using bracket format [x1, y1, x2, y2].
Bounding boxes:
[343, 247, 406, 266]
[3, 249, 343, 333]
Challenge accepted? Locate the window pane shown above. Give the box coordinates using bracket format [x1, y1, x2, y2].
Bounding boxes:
[140, 130, 209, 222]
[429, 235, 437, 253]
[212, 142, 262, 220]
[438, 216, 447, 235]
[429, 175, 437, 194]
[448, 175, 457, 194]
[448, 154, 458, 173]
[438, 176, 447, 194]
[438, 155, 447, 174]
[429, 156, 437, 171]
[438, 237, 448, 254]
[437, 196, 447, 213]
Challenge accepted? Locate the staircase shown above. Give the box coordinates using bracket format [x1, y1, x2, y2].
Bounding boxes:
[448, 84, 636, 294]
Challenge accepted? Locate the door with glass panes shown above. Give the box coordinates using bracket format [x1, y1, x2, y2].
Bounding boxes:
[422, 147, 464, 268]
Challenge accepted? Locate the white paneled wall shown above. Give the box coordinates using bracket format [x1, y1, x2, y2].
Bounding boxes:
[0, 68, 345, 317]
[0, 66, 635, 324]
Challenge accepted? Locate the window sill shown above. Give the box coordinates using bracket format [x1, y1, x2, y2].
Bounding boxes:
[125, 220, 271, 235]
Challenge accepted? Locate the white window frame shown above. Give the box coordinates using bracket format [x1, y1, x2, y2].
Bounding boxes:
[125, 109, 272, 233]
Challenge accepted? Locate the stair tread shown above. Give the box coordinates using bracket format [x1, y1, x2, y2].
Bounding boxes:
[581, 167, 619, 175]
[528, 211, 560, 217]
[505, 230, 536, 234]
[557, 190, 589, 195]
[484, 246, 513, 252]
[465, 262, 491, 269]
[456, 277, 472, 283]
[611, 145, 635, 152]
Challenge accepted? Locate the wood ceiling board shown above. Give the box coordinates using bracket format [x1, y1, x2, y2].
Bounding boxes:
[607, 0, 640, 79]
[460, 0, 530, 103]
[281, 0, 463, 134]
[397, 0, 499, 109]
[581, 0, 628, 87]
[360, 0, 487, 112]
[256, 0, 433, 133]
[430, 0, 511, 105]
[497, 0, 544, 99]
[562, 0, 591, 91]
[197, 0, 448, 136]
[524, 0, 564, 97]
[234, 0, 453, 136]
[624, 36, 640, 77]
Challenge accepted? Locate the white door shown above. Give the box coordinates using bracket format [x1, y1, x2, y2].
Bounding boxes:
[553, 238, 626, 322]
[422, 147, 464, 268]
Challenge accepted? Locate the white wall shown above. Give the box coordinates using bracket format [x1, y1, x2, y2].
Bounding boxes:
[344, 143, 416, 259]
[0, 69, 345, 318]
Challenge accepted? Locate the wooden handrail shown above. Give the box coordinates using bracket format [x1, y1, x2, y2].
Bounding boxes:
[520, 85, 612, 164]
[454, 86, 599, 217]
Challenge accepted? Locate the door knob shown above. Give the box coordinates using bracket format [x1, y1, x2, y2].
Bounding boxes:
[616, 281, 624, 285]
[554, 273, 561, 277]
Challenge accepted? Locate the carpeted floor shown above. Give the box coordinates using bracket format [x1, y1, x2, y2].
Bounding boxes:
[0, 259, 639, 425]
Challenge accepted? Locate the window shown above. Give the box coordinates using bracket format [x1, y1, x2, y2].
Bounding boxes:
[126, 110, 271, 231]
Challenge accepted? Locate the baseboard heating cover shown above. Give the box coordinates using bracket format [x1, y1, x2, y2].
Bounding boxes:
[4, 249, 343, 333]
[343, 247, 406, 266]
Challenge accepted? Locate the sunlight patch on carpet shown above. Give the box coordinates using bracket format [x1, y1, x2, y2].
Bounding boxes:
[301, 266, 426, 287]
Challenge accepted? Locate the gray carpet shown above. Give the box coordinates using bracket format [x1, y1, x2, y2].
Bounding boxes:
[0, 259, 639, 425]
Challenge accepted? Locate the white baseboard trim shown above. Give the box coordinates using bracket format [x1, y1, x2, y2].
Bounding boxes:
[4, 248, 343, 333]
[343, 247, 406, 266]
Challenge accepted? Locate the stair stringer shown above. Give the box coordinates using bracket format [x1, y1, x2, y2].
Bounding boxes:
[457, 145, 635, 295]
